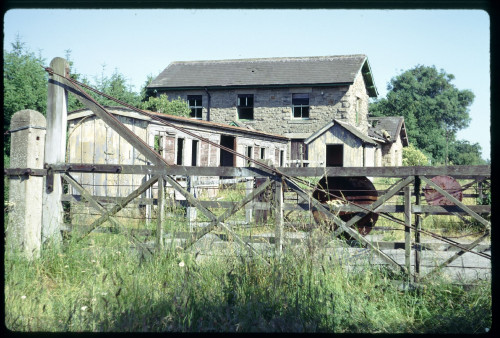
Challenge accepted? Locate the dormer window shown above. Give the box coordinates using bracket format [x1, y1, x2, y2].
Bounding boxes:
[292, 93, 309, 119]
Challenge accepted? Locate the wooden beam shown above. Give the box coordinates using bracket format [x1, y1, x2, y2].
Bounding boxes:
[48, 164, 491, 179]
[404, 185, 412, 278]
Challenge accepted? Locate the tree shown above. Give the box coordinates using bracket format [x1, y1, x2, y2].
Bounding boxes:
[370, 65, 476, 163]
[4, 37, 48, 154]
[402, 144, 430, 166]
[140, 94, 191, 117]
[448, 140, 486, 165]
[91, 65, 141, 107]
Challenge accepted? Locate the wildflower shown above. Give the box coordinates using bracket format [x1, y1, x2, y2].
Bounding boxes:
[81, 306, 88, 311]
[179, 261, 185, 267]
[64, 265, 69, 268]
[21, 295, 26, 300]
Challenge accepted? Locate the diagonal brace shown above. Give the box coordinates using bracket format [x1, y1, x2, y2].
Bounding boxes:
[284, 177, 409, 274]
[331, 176, 415, 238]
[62, 173, 155, 254]
[421, 176, 490, 230]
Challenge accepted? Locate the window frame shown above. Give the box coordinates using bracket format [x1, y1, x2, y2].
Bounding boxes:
[292, 93, 310, 119]
[187, 95, 203, 119]
[237, 94, 254, 120]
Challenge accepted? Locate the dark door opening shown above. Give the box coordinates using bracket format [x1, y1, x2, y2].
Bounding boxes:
[220, 135, 236, 167]
[176, 138, 184, 165]
[191, 140, 199, 166]
[326, 144, 343, 167]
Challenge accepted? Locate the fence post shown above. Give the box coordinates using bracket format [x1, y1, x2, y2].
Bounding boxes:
[7, 110, 46, 259]
[274, 177, 284, 256]
[414, 176, 422, 282]
[187, 176, 198, 231]
[156, 176, 165, 251]
[245, 178, 254, 223]
[42, 57, 69, 245]
[404, 185, 412, 280]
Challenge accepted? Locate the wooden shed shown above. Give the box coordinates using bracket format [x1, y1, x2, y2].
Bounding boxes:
[303, 119, 378, 167]
[66, 106, 289, 225]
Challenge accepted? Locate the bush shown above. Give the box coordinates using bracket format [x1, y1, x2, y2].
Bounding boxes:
[402, 144, 429, 166]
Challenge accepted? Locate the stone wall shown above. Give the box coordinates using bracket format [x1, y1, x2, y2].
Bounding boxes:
[157, 73, 370, 139]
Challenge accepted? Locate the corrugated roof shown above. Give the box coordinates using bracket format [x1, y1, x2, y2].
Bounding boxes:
[148, 55, 377, 97]
[368, 116, 409, 146]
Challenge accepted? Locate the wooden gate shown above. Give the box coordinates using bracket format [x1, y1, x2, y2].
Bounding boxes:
[5, 57, 491, 283]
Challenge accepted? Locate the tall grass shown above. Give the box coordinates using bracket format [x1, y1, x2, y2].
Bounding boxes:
[5, 228, 491, 333]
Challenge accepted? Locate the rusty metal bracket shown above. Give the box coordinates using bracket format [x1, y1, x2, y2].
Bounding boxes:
[65, 164, 122, 173]
[4, 168, 48, 177]
[45, 164, 54, 193]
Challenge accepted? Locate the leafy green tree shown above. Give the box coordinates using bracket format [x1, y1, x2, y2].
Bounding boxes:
[370, 65, 476, 163]
[140, 94, 190, 117]
[91, 65, 141, 107]
[402, 144, 430, 166]
[4, 37, 48, 154]
[448, 140, 486, 165]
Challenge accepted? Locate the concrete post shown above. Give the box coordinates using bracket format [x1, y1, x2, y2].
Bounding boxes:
[41, 57, 69, 244]
[7, 110, 46, 259]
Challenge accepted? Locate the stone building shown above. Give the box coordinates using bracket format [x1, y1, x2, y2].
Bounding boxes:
[147, 55, 380, 164]
[147, 54, 407, 167]
[368, 116, 409, 167]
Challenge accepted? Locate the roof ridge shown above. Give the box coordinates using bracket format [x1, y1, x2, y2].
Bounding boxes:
[171, 54, 367, 64]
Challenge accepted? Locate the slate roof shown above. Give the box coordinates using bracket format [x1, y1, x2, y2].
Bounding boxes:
[304, 119, 378, 146]
[368, 116, 409, 146]
[148, 55, 378, 97]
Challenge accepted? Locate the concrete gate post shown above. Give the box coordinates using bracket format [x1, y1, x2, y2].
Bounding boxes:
[7, 110, 46, 259]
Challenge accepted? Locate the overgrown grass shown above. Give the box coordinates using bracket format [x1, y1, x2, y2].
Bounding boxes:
[5, 229, 491, 333]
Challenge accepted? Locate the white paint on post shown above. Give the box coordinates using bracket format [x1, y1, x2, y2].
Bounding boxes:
[7, 110, 46, 259]
[42, 57, 69, 244]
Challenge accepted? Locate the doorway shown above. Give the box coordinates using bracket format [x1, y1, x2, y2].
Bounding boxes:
[220, 135, 236, 167]
[326, 144, 343, 167]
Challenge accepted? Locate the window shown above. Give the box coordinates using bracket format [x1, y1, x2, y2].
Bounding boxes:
[260, 147, 266, 160]
[292, 93, 309, 118]
[188, 95, 202, 119]
[237, 94, 254, 120]
[154, 135, 163, 155]
[246, 146, 253, 166]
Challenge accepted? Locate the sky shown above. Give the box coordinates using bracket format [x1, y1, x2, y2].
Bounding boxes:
[3, 9, 491, 160]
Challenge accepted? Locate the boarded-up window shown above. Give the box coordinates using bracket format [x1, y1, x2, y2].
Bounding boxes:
[164, 136, 176, 164]
[290, 139, 308, 161]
